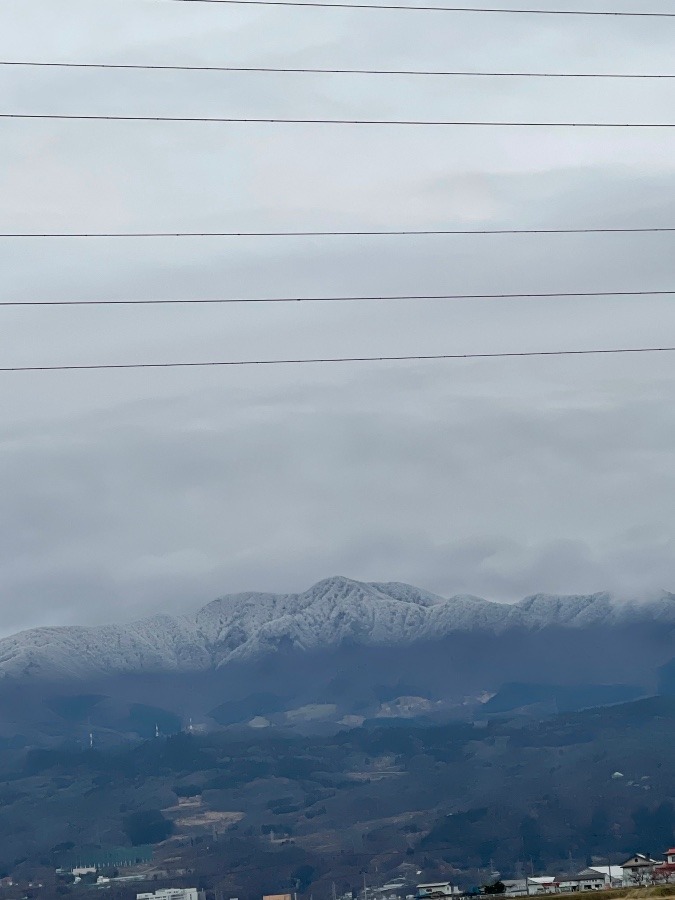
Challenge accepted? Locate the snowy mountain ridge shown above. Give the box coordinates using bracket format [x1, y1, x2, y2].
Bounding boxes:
[0, 576, 673, 681]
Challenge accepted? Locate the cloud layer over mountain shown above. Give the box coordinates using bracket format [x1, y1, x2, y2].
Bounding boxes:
[1, 2, 675, 634]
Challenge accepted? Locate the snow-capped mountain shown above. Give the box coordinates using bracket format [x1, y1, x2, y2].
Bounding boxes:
[0, 577, 673, 682]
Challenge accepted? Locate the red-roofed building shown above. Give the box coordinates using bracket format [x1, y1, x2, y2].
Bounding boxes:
[653, 850, 675, 883]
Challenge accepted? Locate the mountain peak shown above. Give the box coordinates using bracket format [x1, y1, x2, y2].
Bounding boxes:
[306, 575, 369, 595]
[0, 578, 672, 682]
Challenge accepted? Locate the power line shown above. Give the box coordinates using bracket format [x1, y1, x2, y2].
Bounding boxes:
[2, 227, 675, 238]
[3, 346, 675, 373]
[3, 289, 675, 307]
[2, 60, 674, 79]
[3, 113, 675, 126]
[165, 1, 675, 17]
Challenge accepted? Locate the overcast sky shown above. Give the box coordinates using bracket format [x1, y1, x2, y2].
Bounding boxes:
[0, 0, 674, 635]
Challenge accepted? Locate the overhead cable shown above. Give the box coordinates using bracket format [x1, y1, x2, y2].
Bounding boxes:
[3, 346, 675, 373]
[2, 60, 674, 79]
[164, 1, 675, 18]
[3, 289, 675, 307]
[3, 113, 675, 126]
[1, 227, 674, 238]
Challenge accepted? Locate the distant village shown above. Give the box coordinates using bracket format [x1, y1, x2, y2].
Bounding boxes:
[356, 849, 675, 898]
[5, 846, 662, 900]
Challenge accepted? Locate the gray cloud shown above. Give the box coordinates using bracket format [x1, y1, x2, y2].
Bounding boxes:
[0, 0, 674, 634]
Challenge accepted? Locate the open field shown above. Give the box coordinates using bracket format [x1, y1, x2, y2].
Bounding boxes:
[590, 888, 675, 900]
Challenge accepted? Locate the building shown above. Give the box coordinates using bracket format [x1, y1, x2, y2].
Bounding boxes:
[416, 884, 460, 899]
[585, 867, 623, 888]
[557, 869, 606, 892]
[526, 877, 557, 895]
[372, 881, 408, 900]
[137, 890, 203, 900]
[501, 881, 528, 897]
[653, 849, 675, 883]
[621, 854, 663, 885]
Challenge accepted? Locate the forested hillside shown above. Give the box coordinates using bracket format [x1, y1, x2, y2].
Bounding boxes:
[2, 696, 675, 898]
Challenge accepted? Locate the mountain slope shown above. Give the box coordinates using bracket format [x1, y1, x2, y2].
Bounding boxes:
[0, 577, 673, 682]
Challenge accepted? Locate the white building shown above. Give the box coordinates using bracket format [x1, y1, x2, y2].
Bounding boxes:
[621, 854, 663, 885]
[586, 867, 623, 888]
[502, 880, 528, 897]
[137, 889, 202, 900]
[416, 883, 460, 898]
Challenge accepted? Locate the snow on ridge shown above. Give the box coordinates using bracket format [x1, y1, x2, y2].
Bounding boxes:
[0, 576, 671, 681]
